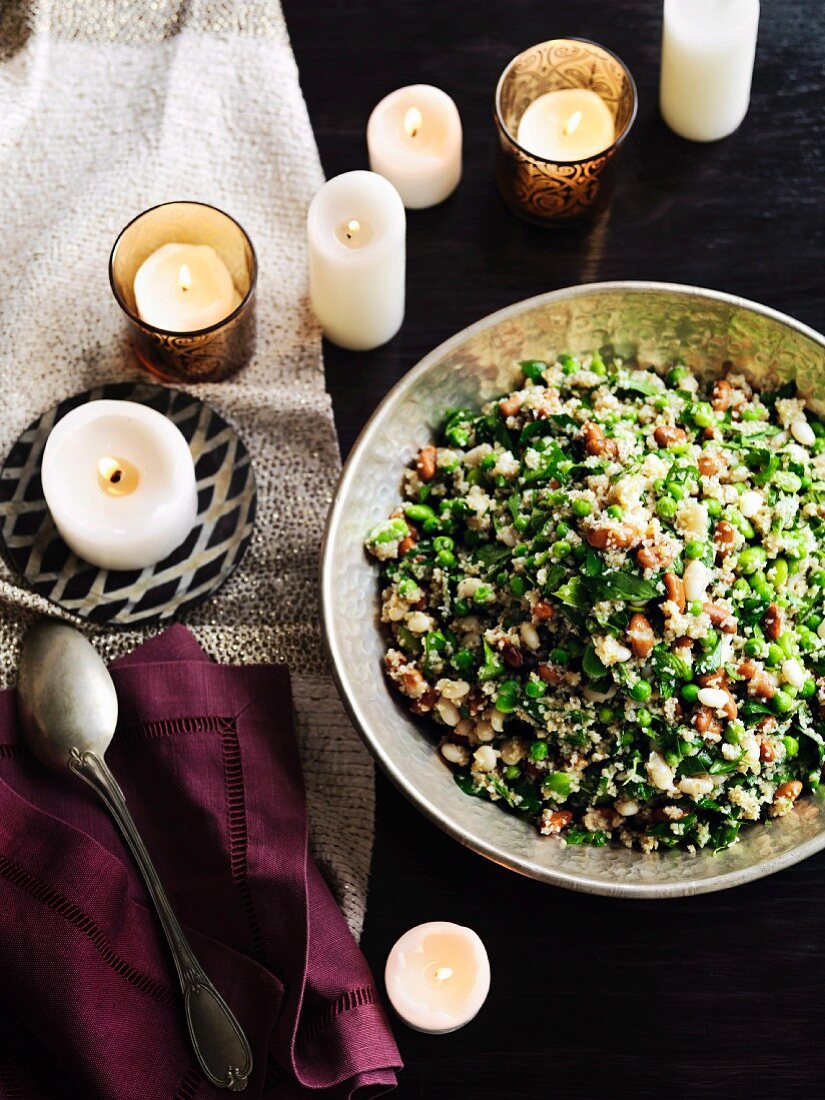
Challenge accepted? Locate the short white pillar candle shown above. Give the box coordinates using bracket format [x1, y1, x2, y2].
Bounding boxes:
[660, 0, 760, 142]
[385, 922, 490, 1034]
[517, 88, 615, 161]
[367, 84, 462, 209]
[133, 242, 241, 332]
[41, 401, 198, 571]
[307, 170, 405, 351]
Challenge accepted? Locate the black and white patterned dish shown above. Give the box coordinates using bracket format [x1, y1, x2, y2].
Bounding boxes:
[0, 382, 256, 627]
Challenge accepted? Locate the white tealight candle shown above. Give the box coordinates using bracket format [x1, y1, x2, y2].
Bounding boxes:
[367, 84, 462, 209]
[660, 0, 760, 142]
[517, 88, 615, 161]
[133, 242, 241, 332]
[307, 170, 405, 351]
[385, 922, 490, 1034]
[41, 401, 198, 571]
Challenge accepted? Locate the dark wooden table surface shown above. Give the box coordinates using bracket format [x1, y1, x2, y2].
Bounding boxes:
[283, 3, 824, 1096]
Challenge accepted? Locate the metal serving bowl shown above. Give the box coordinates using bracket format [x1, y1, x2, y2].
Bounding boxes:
[322, 282, 825, 896]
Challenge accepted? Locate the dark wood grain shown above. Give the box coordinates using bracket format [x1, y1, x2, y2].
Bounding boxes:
[282, 3, 825, 1097]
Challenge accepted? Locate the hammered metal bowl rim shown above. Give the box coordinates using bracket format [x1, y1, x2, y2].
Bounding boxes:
[322, 281, 825, 897]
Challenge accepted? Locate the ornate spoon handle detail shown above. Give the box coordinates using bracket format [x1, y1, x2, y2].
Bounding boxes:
[70, 749, 253, 1092]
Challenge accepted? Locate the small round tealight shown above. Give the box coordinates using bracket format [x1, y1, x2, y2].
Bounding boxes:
[385, 922, 490, 1034]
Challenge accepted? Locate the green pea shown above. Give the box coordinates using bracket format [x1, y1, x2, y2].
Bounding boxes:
[668, 367, 689, 387]
[657, 497, 678, 519]
[433, 536, 454, 552]
[510, 575, 527, 597]
[738, 546, 768, 574]
[800, 679, 817, 698]
[783, 736, 799, 759]
[514, 514, 530, 532]
[667, 483, 685, 501]
[693, 402, 715, 428]
[766, 643, 784, 667]
[454, 598, 470, 617]
[473, 585, 494, 605]
[804, 612, 823, 632]
[732, 578, 751, 597]
[706, 498, 722, 517]
[799, 628, 818, 652]
[772, 690, 795, 714]
[495, 693, 518, 713]
[681, 683, 700, 703]
[665, 750, 679, 768]
[436, 549, 457, 568]
[544, 771, 573, 795]
[809, 773, 821, 791]
[778, 631, 796, 659]
[685, 540, 706, 560]
[636, 708, 653, 728]
[422, 516, 442, 534]
[452, 649, 474, 672]
[631, 680, 652, 702]
[551, 540, 572, 560]
[398, 577, 422, 600]
[572, 499, 592, 517]
[598, 706, 615, 723]
[551, 647, 570, 665]
[607, 505, 623, 519]
[743, 639, 763, 658]
[525, 678, 546, 699]
[556, 522, 571, 539]
[529, 740, 549, 762]
[480, 453, 497, 471]
[700, 629, 719, 652]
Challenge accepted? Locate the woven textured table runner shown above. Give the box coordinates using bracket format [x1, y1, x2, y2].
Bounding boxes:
[0, 0, 373, 936]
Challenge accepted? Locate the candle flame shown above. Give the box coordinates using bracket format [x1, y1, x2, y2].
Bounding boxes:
[97, 456, 140, 497]
[404, 106, 423, 138]
[345, 219, 361, 239]
[563, 110, 583, 137]
[179, 263, 192, 292]
[433, 967, 453, 982]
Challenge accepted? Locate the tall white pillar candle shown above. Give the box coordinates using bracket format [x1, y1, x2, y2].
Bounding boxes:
[367, 85, 462, 209]
[660, 0, 759, 142]
[307, 171, 405, 351]
[41, 401, 197, 571]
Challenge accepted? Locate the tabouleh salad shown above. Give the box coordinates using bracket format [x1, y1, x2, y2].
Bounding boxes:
[365, 351, 825, 852]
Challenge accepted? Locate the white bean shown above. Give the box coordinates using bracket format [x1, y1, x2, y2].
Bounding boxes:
[781, 658, 806, 690]
[697, 687, 728, 710]
[473, 745, 498, 772]
[683, 559, 709, 602]
[519, 622, 541, 651]
[791, 419, 815, 447]
[436, 699, 461, 726]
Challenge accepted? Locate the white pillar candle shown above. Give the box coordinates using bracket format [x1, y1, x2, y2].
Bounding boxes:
[516, 88, 615, 161]
[660, 0, 760, 142]
[133, 242, 241, 332]
[385, 922, 490, 1034]
[367, 84, 462, 209]
[307, 170, 405, 351]
[41, 401, 198, 571]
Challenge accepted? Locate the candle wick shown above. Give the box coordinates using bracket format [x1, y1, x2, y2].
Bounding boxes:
[404, 106, 423, 139]
[110, 469, 122, 485]
[434, 967, 453, 982]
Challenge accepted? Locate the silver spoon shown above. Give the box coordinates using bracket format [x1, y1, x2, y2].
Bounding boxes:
[17, 621, 253, 1092]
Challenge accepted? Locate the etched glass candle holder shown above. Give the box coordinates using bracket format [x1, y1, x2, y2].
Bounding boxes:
[109, 201, 257, 383]
[494, 38, 637, 225]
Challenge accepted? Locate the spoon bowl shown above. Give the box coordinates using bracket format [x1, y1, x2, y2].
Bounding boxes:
[17, 620, 118, 771]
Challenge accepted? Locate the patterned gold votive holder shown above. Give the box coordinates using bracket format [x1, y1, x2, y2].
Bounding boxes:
[109, 201, 257, 383]
[495, 38, 637, 225]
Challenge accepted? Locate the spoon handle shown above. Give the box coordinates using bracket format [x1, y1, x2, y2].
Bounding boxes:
[69, 749, 253, 1093]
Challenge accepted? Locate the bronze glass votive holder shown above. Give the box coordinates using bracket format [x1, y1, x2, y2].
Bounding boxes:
[494, 38, 637, 226]
[109, 201, 257, 383]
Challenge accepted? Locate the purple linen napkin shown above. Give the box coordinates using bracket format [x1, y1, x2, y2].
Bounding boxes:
[0, 626, 401, 1099]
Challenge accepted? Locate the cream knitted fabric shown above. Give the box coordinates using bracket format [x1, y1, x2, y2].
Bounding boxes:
[0, 1, 373, 936]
